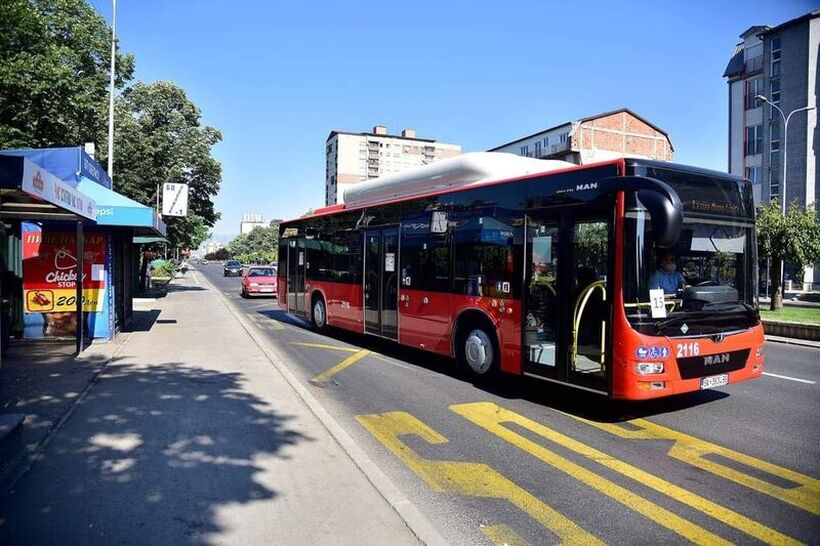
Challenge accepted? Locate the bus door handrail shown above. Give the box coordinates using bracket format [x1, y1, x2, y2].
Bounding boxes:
[572, 281, 607, 368]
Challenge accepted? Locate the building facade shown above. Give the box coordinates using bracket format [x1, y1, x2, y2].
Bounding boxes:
[325, 126, 461, 205]
[724, 11, 819, 287]
[488, 108, 674, 165]
[724, 11, 819, 208]
[240, 213, 268, 235]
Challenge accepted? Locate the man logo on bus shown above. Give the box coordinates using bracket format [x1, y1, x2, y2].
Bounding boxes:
[576, 182, 598, 191]
[704, 353, 730, 366]
[636, 346, 650, 359]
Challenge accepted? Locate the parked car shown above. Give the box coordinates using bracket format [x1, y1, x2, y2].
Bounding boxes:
[223, 260, 243, 277]
[241, 266, 277, 298]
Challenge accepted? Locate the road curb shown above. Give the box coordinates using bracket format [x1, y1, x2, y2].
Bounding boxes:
[196, 269, 448, 546]
[764, 335, 820, 349]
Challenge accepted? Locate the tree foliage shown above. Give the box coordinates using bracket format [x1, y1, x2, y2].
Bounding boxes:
[228, 224, 279, 263]
[0, 0, 134, 148]
[100, 81, 223, 249]
[757, 200, 820, 309]
[204, 248, 231, 261]
[0, 2, 222, 252]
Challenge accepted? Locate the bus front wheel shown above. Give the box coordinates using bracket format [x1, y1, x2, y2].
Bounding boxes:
[457, 323, 499, 378]
[311, 295, 327, 332]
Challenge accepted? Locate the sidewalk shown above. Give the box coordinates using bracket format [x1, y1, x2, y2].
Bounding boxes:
[0, 275, 420, 545]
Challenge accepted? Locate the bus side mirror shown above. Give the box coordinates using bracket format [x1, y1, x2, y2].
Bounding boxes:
[637, 189, 682, 248]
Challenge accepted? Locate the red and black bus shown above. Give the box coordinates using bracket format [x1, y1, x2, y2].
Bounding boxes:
[278, 153, 763, 400]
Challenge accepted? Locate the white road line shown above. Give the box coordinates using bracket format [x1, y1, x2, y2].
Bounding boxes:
[762, 372, 816, 384]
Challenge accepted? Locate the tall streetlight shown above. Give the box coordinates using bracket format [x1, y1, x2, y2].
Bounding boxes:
[755, 95, 814, 300]
[107, 0, 117, 185]
[754, 95, 814, 214]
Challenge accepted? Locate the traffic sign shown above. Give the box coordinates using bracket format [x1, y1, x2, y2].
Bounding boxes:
[162, 183, 189, 217]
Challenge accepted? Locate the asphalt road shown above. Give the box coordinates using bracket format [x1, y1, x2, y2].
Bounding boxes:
[198, 264, 820, 545]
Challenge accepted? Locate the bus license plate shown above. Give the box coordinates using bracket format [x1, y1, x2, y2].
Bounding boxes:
[700, 374, 729, 390]
[260, 287, 274, 292]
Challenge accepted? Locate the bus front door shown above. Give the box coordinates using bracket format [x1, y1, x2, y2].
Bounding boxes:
[363, 228, 398, 340]
[523, 212, 611, 394]
[286, 237, 306, 316]
[566, 214, 611, 393]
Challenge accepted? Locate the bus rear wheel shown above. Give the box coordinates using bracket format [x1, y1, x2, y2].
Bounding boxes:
[457, 323, 499, 378]
[311, 295, 327, 332]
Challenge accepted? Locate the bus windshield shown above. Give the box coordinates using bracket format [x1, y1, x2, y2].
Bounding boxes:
[623, 210, 758, 337]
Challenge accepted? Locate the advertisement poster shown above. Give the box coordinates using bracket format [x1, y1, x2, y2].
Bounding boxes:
[22, 228, 106, 314]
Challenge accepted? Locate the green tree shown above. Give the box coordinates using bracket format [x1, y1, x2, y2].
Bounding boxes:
[0, 0, 134, 148]
[757, 200, 820, 310]
[100, 81, 223, 249]
[228, 224, 279, 262]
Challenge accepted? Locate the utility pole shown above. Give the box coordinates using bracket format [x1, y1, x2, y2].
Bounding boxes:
[107, 0, 117, 185]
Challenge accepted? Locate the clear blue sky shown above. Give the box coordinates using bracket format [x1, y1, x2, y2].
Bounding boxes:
[93, 0, 813, 241]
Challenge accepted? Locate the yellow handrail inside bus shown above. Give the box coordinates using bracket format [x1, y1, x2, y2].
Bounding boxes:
[572, 281, 607, 369]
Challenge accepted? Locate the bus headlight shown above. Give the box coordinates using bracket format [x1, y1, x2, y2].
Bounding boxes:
[250, 282, 259, 287]
[755, 347, 763, 358]
[635, 362, 664, 375]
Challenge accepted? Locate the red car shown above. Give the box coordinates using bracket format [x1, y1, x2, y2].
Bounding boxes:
[240, 266, 278, 298]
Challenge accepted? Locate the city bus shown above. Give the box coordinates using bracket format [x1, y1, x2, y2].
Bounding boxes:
[278, 152, 763, 400]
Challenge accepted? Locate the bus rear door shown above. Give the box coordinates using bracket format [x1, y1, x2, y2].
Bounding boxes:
[286, 236, 306, 316]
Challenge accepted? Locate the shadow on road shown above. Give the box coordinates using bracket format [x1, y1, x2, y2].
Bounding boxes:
[0, 359, 311, 545]
[256, 309, 729, 422]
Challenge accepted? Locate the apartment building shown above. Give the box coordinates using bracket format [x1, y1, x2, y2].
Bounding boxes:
[325, 125, 461, 205]
[489, 108, 674, 165]
[724, 11, 819, 207]
[240, 213, 268, 235]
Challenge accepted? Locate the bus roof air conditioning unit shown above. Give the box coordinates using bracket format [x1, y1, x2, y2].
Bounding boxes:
[342, 152, 574, 208]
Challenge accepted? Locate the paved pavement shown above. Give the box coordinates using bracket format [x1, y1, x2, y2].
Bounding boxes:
[197, 263, 819, 545]
[0, 274, 420, 545]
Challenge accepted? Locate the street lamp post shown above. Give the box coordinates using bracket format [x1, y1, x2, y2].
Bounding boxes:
[107, 0, 117, 185]
[754, 95, 814, 214]
[755, 95, 815, 303]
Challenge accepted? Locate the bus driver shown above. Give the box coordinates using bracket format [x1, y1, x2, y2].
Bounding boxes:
[649, 252, 686, 294]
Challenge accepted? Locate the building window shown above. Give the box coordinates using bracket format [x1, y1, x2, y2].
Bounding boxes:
[770, 121, 780, 151]
[770, 36, 781, 79]
[770, 149, 780, 167]
[745, 78, 763, 109]
[745, 166, 761, 185]
[519, 145, 529, 157]
[559, 133, 568, 143]
[769, 168, 780, 199]
[534, 141, 542, 157]
[745, 125, 762, 155]
[543, 136, 549, 147]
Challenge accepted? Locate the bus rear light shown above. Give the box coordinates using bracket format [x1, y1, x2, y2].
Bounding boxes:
[635, 362, 664, 375]
[637, 380, 666, 391]
[755, 347, 763, 358]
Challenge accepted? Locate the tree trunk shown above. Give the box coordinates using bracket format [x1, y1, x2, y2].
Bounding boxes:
[770, 259, 783, 311]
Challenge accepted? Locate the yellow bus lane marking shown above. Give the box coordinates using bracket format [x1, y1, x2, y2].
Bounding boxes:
[356, 411, 601, 545]
[289, 341, 360, 352]
[451, 402, 799, 546]
[245, 312, 286, 331]
[572, 416, 820, 516]
[311, 350, 370, 384]
[481, 524, 531, 546]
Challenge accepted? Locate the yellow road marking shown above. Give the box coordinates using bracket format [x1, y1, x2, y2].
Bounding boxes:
[266, 319, 284, 331]
[311, 350, 370, 383]
[357, 412, 601, 545]
[452, 402, 799, 546]
[574, 416, 820, 516]
[481, 524, 531, 546]
[289, 341, 360, 352]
